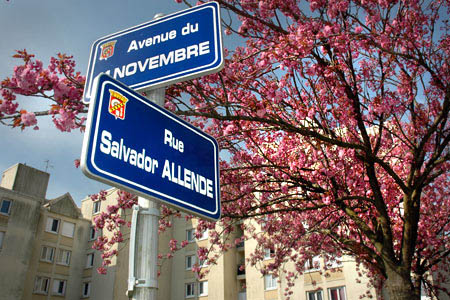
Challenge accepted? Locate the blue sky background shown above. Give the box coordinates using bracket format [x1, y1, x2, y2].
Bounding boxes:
[0, 1, 205, 204]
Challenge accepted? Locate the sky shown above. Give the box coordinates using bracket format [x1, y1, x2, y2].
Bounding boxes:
[0, 0, 203, 204]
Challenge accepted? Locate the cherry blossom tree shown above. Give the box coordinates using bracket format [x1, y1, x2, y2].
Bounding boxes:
[1, 0, 449, 299]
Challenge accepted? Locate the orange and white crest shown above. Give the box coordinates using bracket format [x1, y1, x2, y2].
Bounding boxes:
[108, 89, 129, 120]
[99, 40, 117, 60]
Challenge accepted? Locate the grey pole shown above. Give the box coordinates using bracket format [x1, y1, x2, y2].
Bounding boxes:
[131, 89, 164, 300]
[128, 13, 165, 300]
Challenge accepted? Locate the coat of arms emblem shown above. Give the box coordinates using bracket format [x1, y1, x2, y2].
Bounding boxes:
[100, 40, 117, 60]
[108, 89, 129, 120]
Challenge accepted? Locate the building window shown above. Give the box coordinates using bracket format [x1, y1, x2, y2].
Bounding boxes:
[199, 257, 208, 268]
[185, 282, 195, 298]
[57, 249, 71, 266]
[34, 276, 50, 294]
[186, 229, 195, 242]
[89, 226, 96, 240]
[82, 282, 91, 297]
[264, 248, 275, 260]
[326, 256, 343, 269]
[86, 253, 94, 268]
[186, 255, 196, 270]
[307, 290, 324, 300]
[199, 281, 208, 296]
[93, 201, 101, 214]
[198, 229, 208, 241]
[329, 286, 346, 300]
[45, 217, 60, 234]
[305, 256, 321, 272]
[264, 274, 277, 290]
[52, 279, 66, 296]
[40, 246, 55, 263]
[89, 226, 101, 241]
[0, 199, 12, 215]
[61, 221, 75, 238]
[0, 231, 4, 249]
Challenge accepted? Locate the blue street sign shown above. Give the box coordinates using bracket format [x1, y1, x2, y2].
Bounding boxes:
[83, 1, 223, 103]
[81, 74, 221, 221]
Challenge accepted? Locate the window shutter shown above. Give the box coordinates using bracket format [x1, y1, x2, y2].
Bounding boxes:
[61, 222, 75, 237]
[46, 218, 53, 232]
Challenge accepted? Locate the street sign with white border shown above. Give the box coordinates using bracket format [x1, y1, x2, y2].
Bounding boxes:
[81, 74, 221, 221]
[83, 1, 223, 103]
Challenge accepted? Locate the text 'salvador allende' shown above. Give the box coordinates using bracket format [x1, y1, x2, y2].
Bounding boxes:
[99, 128, 214, 199]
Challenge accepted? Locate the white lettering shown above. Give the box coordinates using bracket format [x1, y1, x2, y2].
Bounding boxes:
[98, 130, 158, 174]
[129, 149, 137, 166]
[174, 48, 186, 63]
[199, 41, 210, 55]
[164, 129, 184, 153]
[184, 169, 191, 189]
[127, 30, 176, 53]
[160, 159, 214, 199]
[186, 45, 198, 59]
[149, 56, 159, 69]
[125, 62, 137, 76]
[182, 23, 190, 35]
[111, 141, 120, 158]
[199, 176, 207, 196]
[100, 130, 111, 154]
[127, 40, 138, 53]
[122, 144, 130, 162]
[160, 52, 174, 66]
[117, 41, 212, 79]
[162, 160, 171, 180]
[138, 59, 149, 72]
[191, 23, 198, 33]
[164, 129, 172, 147]
[206, 179, 213, 198]
[114, 66, 125, 79]
[192, 172, 199, 193]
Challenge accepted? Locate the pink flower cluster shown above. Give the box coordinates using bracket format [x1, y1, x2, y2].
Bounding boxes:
[0, 50, 86, 131]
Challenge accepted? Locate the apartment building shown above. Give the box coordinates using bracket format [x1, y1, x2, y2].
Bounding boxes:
[80, 189, 240, 300]
[1, 163, 440, 300]
[0, 163, 90, 300]
[79, 188, 378, 300]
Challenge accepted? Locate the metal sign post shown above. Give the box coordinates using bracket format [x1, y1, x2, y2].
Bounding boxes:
[127, 88, 164, 300]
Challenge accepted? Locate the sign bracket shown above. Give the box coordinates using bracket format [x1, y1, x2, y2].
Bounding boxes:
[127, 202, 160, 297]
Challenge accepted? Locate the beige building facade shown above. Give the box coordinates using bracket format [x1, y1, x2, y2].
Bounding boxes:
[3, 163, 440, 300]
[0, 163, 90, 300]
[79, 188, 378, 300]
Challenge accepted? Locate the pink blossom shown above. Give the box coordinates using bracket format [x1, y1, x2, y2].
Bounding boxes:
[20, 111, 37, 126]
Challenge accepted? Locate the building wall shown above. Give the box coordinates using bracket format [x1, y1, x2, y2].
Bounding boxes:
[22, 208, 91, 300]
[0, 187, 42, 300]
[0, 164, 91, 300]
[0, 163, 49, 199]
[0, 164, 48, 300]
[0, 161, 381, 300]
[79, 188, 383, 300]
[80, 189, 117, 300]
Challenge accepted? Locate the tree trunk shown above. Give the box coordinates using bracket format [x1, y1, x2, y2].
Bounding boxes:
[384, 266, 420, 300]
